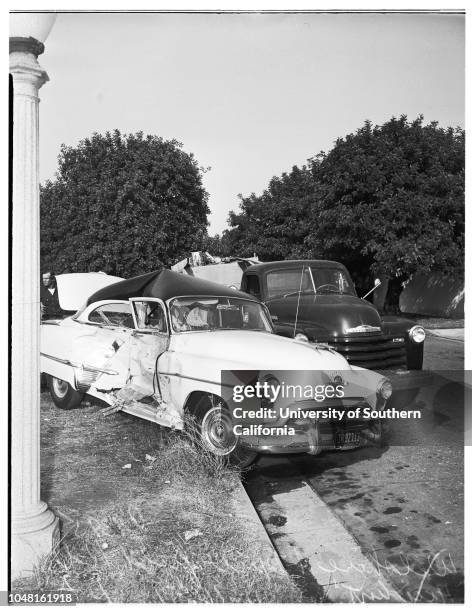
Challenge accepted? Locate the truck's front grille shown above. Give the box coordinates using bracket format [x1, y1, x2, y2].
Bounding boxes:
[326, 333, 406, 370]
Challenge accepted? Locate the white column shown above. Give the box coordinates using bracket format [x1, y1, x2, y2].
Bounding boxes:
[10, 40, 59, 579]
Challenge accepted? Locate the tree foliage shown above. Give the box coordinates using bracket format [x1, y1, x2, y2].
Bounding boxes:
[221, 165, 313, 260]
[221, 116, 465, 297]
[40, 130, 210, 276]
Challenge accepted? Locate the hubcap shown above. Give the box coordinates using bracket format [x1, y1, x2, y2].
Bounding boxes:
[201, 406, 237, 456]
[52, 377, 69, 399]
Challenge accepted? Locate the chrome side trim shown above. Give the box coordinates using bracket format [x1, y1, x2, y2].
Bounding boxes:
[159, 371, 234, 388]
[40, 352, 118, 375]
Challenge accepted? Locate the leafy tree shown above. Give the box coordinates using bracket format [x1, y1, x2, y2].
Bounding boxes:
[308, 116, 464, 283]
[202, 233, 225, 256]
[221, 165, 315, 260]
[40, 130, 210, 276]
[223, 116, 464, 309]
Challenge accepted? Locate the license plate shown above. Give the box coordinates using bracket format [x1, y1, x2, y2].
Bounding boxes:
[334, 431, 361, 448]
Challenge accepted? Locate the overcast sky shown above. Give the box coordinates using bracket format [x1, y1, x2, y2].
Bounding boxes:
[38, 11, 464, 234]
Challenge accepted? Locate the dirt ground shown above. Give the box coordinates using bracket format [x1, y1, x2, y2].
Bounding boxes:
[13, 394, 301, 603]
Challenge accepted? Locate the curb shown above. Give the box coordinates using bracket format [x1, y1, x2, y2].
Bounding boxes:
[426, 328, 464, 342]
[231, 477, 287, 578]
[245, 459, 405, 603]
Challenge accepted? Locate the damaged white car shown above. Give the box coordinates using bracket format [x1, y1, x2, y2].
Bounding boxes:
[41, 269, 392, 466]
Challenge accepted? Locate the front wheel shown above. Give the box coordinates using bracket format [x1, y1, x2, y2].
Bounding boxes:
[46, 374, 84, 410]
[192, 395, 258, 468]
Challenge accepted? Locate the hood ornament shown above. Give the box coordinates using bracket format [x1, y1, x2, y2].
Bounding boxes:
[345, 324, 381, 334]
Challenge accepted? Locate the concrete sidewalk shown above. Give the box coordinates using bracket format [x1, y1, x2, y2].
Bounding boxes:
[246, 459, 405, 603]
[427, 328, 464, 342]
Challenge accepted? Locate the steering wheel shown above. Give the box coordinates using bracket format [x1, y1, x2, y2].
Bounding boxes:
[316, 283, 339, 292]
[282, 289, 314, 298]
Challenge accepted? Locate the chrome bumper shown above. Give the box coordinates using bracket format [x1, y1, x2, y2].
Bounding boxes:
[239, 417, 377, 455]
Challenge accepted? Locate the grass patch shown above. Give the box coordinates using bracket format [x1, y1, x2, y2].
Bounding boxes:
[12, 394, 301, 603]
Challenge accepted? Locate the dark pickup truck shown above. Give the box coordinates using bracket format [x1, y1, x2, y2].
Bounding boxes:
[240, 260, 425, 371]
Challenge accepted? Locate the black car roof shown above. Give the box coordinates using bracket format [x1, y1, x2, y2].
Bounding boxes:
[246, 260, 348, 273]
[86, 268, 257, 305]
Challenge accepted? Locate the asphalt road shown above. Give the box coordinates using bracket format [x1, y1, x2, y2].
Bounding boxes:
[245, 334, 465, 602]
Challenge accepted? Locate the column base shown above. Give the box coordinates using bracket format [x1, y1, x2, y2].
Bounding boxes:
[11, 505, 60, 580]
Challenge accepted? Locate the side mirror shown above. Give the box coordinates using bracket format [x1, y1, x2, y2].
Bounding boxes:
[362, 278, 382, 300]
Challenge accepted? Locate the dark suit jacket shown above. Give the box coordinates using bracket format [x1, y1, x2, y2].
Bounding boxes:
[40, 284, 64, 319]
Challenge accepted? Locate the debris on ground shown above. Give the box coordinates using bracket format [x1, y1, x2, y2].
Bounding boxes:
[184, 529, 203, 542]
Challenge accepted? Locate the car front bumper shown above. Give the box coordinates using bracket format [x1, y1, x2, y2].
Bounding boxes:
[239, 415, 381, 455]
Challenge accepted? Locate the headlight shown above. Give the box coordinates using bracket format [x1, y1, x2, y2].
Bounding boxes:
[294, 333, 309, 343]
[409, 325, 425, 343]
[377, 379, 393, 400]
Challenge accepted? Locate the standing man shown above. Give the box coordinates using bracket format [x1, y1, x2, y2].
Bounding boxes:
[40, 271, 64, 320]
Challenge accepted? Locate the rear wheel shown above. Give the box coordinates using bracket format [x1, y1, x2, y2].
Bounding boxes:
[46, 374, 84, 410]
[192, 394, 258, 468]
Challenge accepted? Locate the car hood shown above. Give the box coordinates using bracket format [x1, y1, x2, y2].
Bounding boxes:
[170, 329, 351, 371]
[56, 273, 124, 311]
[267, 294, 382, 337]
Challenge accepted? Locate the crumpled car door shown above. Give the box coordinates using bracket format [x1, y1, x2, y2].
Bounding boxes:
[115, 297, 182, 429]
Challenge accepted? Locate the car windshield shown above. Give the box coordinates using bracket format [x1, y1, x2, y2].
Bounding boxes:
[266, 267, 356, 298]
[169, 296, 272, 333]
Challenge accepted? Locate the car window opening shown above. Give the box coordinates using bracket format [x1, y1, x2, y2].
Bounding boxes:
[266, 267, 355, 299]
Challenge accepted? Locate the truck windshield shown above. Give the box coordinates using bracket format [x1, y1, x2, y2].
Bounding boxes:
[169, 296, 272, 333]
[266, 267, 356, 298]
